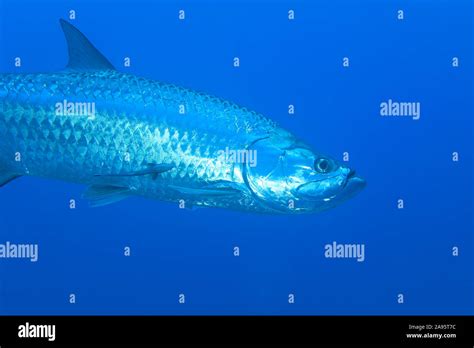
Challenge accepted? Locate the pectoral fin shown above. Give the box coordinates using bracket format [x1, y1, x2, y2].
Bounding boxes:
[94, 163, 174, 180]
[168, 184, 241, 197]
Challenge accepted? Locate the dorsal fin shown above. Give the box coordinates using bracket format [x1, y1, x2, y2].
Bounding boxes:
[59, 19, 115, 71]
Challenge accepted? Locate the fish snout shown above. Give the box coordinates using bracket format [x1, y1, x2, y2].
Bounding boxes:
[342, 168, 366, 193]
[295, 178, 342, 201]
[295, 168, 366, 202]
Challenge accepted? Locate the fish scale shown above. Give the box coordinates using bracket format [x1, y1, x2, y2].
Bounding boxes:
[0, 69, 275, 199]
[0, 19, 365, 213]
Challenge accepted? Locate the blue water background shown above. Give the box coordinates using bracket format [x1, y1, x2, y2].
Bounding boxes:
[0, 0, 472, 314]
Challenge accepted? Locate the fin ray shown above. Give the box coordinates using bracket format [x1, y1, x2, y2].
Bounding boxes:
[168, 184, 240, 197]
[94, 163, 175, 179]
[0, 171, 21, 188]
[83, 185, 131, 207]
[59, 19, 115, 71]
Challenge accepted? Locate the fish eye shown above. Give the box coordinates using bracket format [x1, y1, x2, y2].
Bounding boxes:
[314, 157, 331, 173]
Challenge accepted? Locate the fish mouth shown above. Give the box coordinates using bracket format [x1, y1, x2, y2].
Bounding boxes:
[295, 171, 366, 202]
[343, 172, 366, 194]
[344, 170, 365, 189]
[346, 169, 357, 180]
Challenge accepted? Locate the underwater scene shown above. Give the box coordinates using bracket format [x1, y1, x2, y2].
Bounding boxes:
[0, 0, 472, 315]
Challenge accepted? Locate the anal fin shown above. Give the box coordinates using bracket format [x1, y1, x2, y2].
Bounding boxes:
[83, 184, 131, 207]
[0, 171, 21, 188]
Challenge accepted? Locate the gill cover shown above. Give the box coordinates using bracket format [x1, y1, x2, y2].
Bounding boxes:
[242, 136, 321, 213]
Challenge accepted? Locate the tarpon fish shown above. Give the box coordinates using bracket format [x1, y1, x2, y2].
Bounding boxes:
[0, 20, 365, 214]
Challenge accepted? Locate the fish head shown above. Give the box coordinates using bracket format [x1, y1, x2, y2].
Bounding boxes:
[244, 137, 366, 213]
